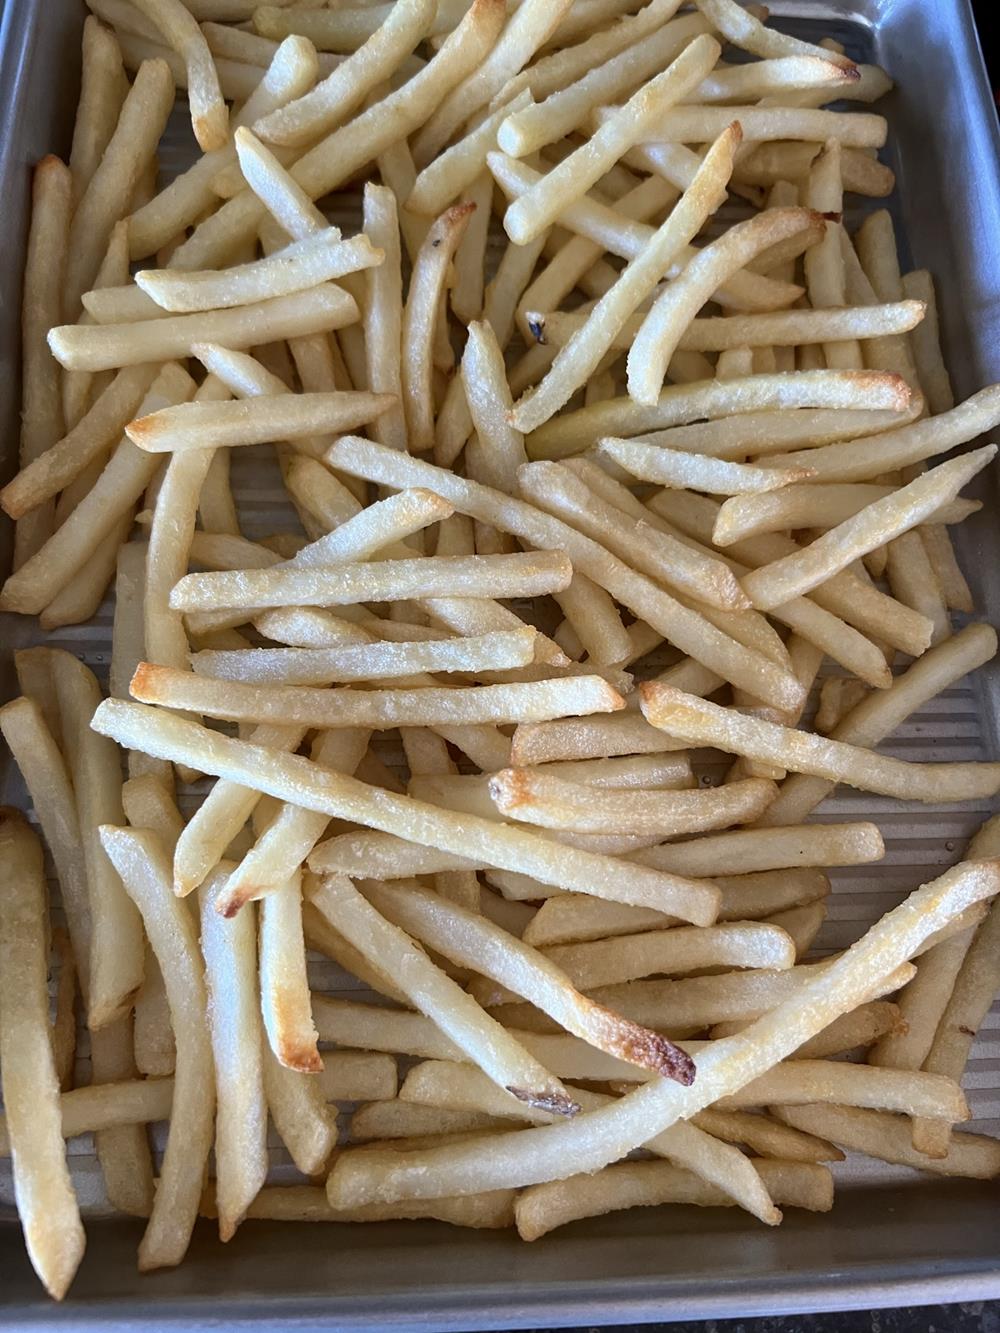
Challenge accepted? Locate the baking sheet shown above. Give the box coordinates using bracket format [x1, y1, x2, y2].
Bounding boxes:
[2, 0, 1000, 1323]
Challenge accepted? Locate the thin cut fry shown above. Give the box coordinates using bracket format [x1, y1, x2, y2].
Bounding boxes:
[776, 1106, 1000, 1179]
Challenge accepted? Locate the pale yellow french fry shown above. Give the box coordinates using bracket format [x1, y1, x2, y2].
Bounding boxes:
[502, 34, 720, 245]
[692, 1109, 843, 1164]
[461, 320, 526, 489]
[128, 0, 227, 149]
[361, 182, 407, 451]
[99, 828, 214, 1271]
[191, 630, 539, 686]
[777, 1106, 1000, 1179]
[509, 124, 740, 431]
[886, 530, 951, 646]
[628, 208, 824, 405]
[262, 1040, 337, 1177]
[137, 233, 382, 313]
[693, 0, 856, 66]
[94, 699, 720, 921]
[0, 812, 85, 1300]
[254, 0, 436, 147]
[413, 0, 573, 167]
[641, 682, 1000, 803]
[197, 870, 267, 1242]
[64, 57, 175, 317]
[49, 285, 358, 373]
[903, 269, 954, 414]
[739, 446, 994, 610]
[489, 769, 775, 836]
[598, 437, 813, 495]
[528, 370, 912, 460]
[69, 17, 127, 205]
[506, 922, 797, 995]
[14, 157, 72, 567]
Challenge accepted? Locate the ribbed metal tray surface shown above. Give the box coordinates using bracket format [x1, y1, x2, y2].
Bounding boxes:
[1, 0, 1000, 1325]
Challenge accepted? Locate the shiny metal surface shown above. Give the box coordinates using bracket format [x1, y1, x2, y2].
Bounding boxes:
[2, 0, 1000, 1324]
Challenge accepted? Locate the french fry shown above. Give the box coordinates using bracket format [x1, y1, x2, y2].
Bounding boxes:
[127, 0, 228, 149]
[598, 437, 813, 495]
[169, 550, 572, 612]
[717, 1060, 967, 1121]
[46, 654, 142, 1029]
[510, 713, 690, 765]
[692, 1109, 843, 1165]
[326, 860, 997, 1203]
[0, 1078, 174, 1156]
[761, 383, 1000, 481]
[318, 1051, 398, 1105]
[694, 0, 856, 67]
[243, 1183, 516, 1229]
[0, 363, 195, 616]
[259, 865, 322, 1073]
[361, 880, 696, 1083]
[637, 822, 883, 878]
[714, 482, 976, 547]
[631, 209, 828, 405]
[514, 1159, 833, 1240]
[64, 57, 175, 317]
[262, 1041, 337, 1177]
[527, 370, 911, 460]
[14, 156, 72, 567]
[361, 183, 407, 451]
[776, 1106, 1000, 1180]
[69, 18, 127, 205]
[131, 662, 622, 729]
[191, 630, 540, 685]
[254, 0, 436, 147]
[307, 873, 578, 1115]
[521, 869, 829, 946]
[903, 269, 954, 415]
[0, 811, 85, 1300]
[501, 34, 720, 245]
[489, 770, 776, 836]
[49, 285, 359, 373]
[136, 233, 382, 313]
[99, 827, 214, 1271]
[95, 699, 721, 919]
[911, 815, 1000, 1158]
[0, 698, 92, 993]
[50, 929, 77, 1092]
[739, 447, 995, 609]
[198, 869, 268, 1242]
[509, 124, 740, 431]
[496, 921, 797, 995]
[640, 683, 1000, 803]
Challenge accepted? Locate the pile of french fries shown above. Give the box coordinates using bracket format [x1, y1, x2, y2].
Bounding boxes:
[2, 0, 1000, 1303]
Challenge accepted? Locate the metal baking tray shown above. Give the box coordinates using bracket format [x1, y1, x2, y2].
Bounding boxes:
[2, 0, 1000, 1324]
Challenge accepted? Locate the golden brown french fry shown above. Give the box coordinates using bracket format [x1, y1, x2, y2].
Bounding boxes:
[361, 880, 696, 1083]
[0, 811, 85, 1300]
[307, 873, 578, 1114]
